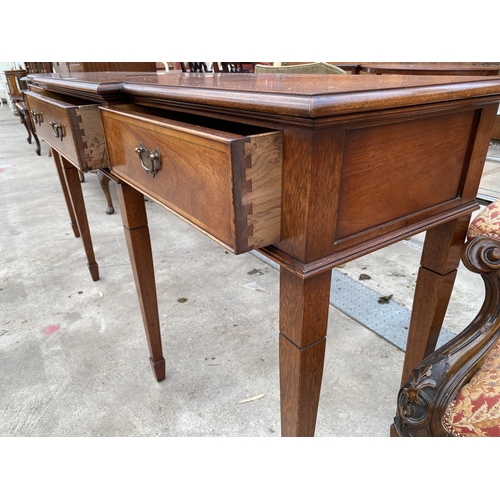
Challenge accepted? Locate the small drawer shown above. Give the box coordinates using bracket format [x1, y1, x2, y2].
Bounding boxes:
[24, 90, 109, 171]
[100, 104, 282, 254]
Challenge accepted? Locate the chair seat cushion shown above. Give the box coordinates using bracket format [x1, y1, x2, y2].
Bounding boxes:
[254, 62, 347, 75]
[442, 340, 500, 436]
[468, 199, 500, 240]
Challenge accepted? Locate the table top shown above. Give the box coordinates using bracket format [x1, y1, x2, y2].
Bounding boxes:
[27, 71, 500, 118]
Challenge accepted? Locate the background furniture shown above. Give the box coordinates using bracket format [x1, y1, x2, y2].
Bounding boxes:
[179, 62, 256, 73]
[15, 100, 41, 155]
[26, 71, 500, 437]
[4, 69, 28, 103]
[394, 199, 500, 436]
[4, 68, 42, 155]
[53, 62, 157, 74]
[24, 62, 53, 74]
[216, 62, 255, 73]
[179, 62, 213, 73]
[360, 62, 500, 76]
[254, 62, 346, 74]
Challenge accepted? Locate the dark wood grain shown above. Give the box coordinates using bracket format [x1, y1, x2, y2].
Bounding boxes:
[116, 181, 165, 382]
[279, 269, 332, 436]
[24, 89, 109, 171]
[24, 71, 500, 437]
[52, 149, 80, 238]
[4, 69, 28, 101]
[280, 335, 327, 437]
[27, 72, 500, 118]
[57, 151, 99, 281]
[54, 62, 157, 73]
[277, 126, 344, 263]
[15, 100, 41, 155]
[360, 62, 500, 76]
[96, 170, 114, 214]
[101, 104, 282, 254]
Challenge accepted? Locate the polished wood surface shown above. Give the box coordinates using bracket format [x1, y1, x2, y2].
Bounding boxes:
[100, 103, 283, 254]
[14, 100, 41, 155]
[27, 71, 500, 436]
[23, 85, 110, 280]
[116, 180, 165, 381]
[54, 62, 157, 74]
[4, 69, 28, 101]
[52, 149, 99, 281]
[27, 71, 500, 115]
[360, 62, 500, 76]
[24, 89, 110, 171]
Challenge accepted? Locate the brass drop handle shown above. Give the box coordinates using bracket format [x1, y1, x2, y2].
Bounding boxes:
[50, 121, 64, 141]
[135, 143, 162, 177]
[31, 110, 42, 125]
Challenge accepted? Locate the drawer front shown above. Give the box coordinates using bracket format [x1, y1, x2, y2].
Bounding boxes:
[100, 106, 282, 254]
[24, 91, 109, 171]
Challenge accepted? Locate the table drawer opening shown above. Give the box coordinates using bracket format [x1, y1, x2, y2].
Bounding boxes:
[24, 89, 109, 171]
[100, 104, 283, 254]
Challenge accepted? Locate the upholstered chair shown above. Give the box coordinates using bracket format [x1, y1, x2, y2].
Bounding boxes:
[254, 62, 347, 75]
[394, 199, 500, 436]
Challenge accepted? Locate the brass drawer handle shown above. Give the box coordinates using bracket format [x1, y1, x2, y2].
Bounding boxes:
[31, 110, 42, 125]
[50, 120, 64, 141]
[135, 143, 162, 177]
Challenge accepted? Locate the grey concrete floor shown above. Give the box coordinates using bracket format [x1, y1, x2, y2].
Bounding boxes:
[0, 101, 497, 437]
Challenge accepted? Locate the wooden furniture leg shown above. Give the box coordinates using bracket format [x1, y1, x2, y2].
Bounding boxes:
[279, 268, 332, 436]
[52, 149, 80, 238]
[116, 181, 165, 382]
[96, 170, 115, 214]
[57, 152, 99, 281]
[15, 101, 41, 155]
[31, 125, 41, 156]
[400, 215, 471, 385]
[18, 105, 33, 144]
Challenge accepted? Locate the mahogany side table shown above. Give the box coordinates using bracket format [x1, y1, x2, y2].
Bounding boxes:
[26, 71, 500, 436]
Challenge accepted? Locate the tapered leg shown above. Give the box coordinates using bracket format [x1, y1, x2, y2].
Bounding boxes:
[400, 215, 471, 385]
[59, 154, 99, 281]
[279, 268, 332, 436]
[52, 149, 80, 238]
[116, 181, 165, 382]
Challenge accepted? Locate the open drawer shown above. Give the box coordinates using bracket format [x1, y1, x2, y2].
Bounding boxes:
[100, 104, 282, 254]
[24, 89, 109, 171]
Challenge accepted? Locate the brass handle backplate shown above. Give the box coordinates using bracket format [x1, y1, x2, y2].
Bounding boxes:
[50, 121, 63, 140]
[135, 143, 162, 177]
[31, 110, 42, 125]
[50, 121, 64, 141]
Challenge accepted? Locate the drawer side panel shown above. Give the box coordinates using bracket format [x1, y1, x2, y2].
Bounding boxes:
[72, 106, 110, 170]
[242, 133, 282, 251]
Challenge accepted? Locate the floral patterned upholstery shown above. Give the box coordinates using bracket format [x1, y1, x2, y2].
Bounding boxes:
[442, 341, 500, 436]
[442, 199, 500, 436]
[467, 199, 500, 240]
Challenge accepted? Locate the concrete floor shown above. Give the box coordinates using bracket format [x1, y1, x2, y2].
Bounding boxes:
[0, 101, 497, 437]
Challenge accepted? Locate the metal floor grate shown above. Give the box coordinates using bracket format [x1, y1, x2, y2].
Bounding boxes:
[252, 251, 455, 352]
[329, 270, 455, 351]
